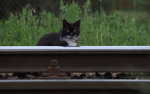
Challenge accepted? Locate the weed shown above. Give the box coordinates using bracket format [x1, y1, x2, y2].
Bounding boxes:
[0, 0, 149, 46]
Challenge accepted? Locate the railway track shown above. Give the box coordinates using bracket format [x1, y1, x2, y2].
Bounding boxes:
[0, 46, 150, 94]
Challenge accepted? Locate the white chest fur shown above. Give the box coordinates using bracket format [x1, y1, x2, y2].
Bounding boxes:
[63, 36, 78, 46]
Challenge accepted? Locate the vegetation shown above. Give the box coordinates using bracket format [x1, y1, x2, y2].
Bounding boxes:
[0, 0, 150, 46]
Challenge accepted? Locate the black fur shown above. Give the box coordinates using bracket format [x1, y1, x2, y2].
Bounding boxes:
[37, 32, 68, 46]
[37, 19, 80, 46]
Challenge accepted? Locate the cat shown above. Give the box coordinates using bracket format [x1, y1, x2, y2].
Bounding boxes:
[37, 19, 80, 46]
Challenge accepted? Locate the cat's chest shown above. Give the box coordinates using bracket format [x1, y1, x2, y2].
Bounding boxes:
[62, 36, 78, 46]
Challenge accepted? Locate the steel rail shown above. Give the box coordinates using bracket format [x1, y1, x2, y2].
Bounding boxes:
[0, 46, 150, 54]
[0, 46, 150, 51]
[0, 46, 150, 72]
[0, 46, 150, 94]
[0, 79, 150, 90]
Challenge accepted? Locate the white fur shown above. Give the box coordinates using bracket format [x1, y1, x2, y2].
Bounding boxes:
[63, 36, 78, 46]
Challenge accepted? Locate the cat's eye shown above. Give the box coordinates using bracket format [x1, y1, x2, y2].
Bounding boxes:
[73, 30, 76, 32]
[67, 30, 70, 32]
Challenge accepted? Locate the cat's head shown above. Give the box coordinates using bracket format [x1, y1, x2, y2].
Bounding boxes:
[61, 19, 80, 38]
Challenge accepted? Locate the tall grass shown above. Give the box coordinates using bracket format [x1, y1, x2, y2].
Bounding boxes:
[0, 0, 150, 46]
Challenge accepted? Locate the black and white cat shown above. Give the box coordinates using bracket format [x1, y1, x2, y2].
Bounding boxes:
[37, 19, 80, 46]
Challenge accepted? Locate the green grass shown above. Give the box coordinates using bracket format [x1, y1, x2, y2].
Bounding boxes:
[0, 0, 150, 46]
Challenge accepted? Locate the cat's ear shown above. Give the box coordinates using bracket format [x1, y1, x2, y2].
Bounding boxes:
[74, 20, 80, 28]
[63, 19, 69, 28]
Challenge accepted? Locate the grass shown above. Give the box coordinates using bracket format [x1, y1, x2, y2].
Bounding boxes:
[0, 0, 150, 46]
